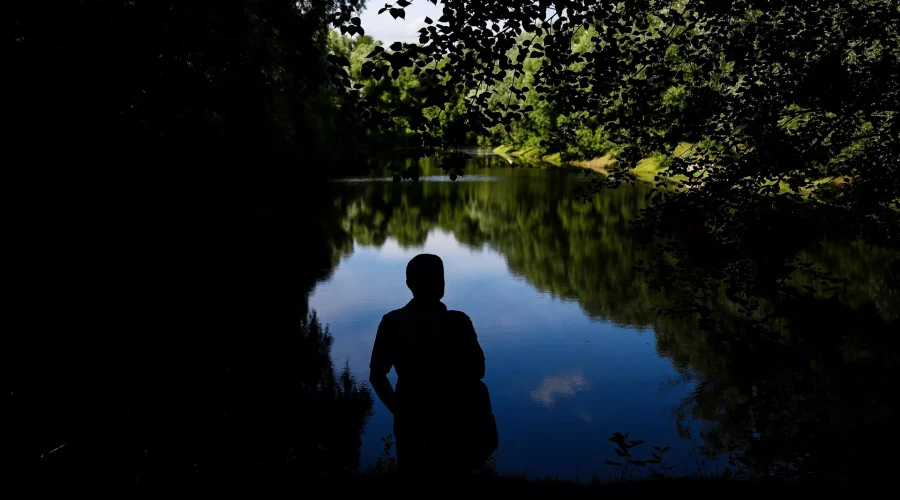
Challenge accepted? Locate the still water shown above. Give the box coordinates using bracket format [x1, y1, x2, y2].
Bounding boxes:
[307, 163, 897, 479]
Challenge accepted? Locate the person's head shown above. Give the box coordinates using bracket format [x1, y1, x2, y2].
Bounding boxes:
[406, 254, 444, 301]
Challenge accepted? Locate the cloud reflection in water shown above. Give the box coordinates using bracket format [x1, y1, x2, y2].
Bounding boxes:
[530, 370, 589, 407]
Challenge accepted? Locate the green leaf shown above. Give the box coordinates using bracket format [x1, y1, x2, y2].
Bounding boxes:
[326, 54, 350, 66]
[360, 61, 376, 77]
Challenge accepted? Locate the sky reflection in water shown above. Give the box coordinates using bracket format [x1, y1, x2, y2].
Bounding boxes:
[309, 229, 699, 478]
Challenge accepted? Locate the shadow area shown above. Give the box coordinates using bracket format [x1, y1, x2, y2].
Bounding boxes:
[142, 181, 374, 498]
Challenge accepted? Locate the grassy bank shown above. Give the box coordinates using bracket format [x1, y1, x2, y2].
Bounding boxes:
[147, 472, 847, 500]
[346, 433, 850, 499]
[493, 144, 858, 199]
[493, 145, 686, 184]
[348, 473, 845, 499]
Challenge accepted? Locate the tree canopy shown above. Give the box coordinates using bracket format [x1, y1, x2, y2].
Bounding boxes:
[334, 1, 898, 217]
[328, 0, 899, 325]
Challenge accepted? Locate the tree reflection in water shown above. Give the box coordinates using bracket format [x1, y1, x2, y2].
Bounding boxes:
[324, 171, 898, 479]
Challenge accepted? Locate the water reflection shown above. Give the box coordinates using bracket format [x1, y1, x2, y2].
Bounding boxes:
[312, 227, 686, 478]
[336, 175, 505, 183]
[310, 168, 899, 479]
[530, 371, 590, 407]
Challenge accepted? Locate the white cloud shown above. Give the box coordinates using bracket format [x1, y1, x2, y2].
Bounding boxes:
[359, 3, 443, 44]
[530, 370, 590, 407]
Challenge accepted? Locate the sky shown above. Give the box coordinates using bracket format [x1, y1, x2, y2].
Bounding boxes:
[357, 1, 443, 44]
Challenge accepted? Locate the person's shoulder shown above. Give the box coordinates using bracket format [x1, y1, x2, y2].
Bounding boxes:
[445, 310, 473, 324]
[381, 308, 408, 322]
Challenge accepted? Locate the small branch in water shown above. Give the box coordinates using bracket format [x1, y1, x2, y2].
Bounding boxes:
[40, 443, 67, 459]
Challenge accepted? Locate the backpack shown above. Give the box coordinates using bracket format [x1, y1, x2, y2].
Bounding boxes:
[469, 380, 499, 468]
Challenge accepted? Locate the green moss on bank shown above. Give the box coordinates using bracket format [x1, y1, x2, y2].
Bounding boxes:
[494, 144, 669, 183]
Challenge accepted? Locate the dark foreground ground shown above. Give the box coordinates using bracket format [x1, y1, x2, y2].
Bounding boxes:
[352, 475, 847, 499]
[140, 473, 855, 500]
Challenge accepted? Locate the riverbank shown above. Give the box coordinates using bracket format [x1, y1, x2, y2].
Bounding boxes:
[146, 471, 847, 500]
[349, 473, 845, 499]
[346, 440, 848, 498]
[493, 144, 857, 197]
[492, 145, 678, 184]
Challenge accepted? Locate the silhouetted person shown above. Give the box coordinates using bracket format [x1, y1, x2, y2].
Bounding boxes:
[369, 254, 497, 480]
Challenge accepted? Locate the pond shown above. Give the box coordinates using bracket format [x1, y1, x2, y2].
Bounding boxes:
[307, 162, 898, 479]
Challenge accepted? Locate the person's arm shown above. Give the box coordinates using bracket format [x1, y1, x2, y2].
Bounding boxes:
[460, 314, 485, 380]
[369, 317, 399, 415]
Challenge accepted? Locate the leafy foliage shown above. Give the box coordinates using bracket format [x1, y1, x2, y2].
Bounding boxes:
[330, 0, 899, 329]
[604, 432, 647, 480]
[135, 0, 383, 183]
[334, 0, 898, 214]
[362, 434, 398, 475]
